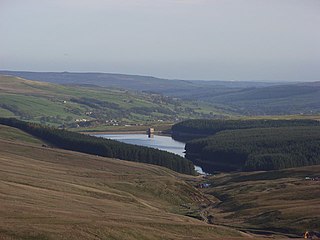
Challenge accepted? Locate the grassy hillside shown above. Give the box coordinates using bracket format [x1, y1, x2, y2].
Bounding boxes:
[0, 128, 247, 240]
[2, 70, 320, 116]
[0, 124, 44, 144]
[195, 83, 320, 115]
[0, 75, 224, 127]
[197, 166, 320, 236]
[0, 70, 279, 94]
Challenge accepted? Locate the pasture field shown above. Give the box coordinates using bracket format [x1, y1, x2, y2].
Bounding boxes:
[0, 75, 223, 127]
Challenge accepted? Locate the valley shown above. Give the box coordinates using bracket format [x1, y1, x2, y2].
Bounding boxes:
[0, 123, 317, 239]
[0, 72, 320, 239]
[0, 124, 247, 240]
[2, 1, 319, 239]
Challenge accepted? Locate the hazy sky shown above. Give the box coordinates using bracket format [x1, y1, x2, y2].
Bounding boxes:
[1, 0, 320, 81]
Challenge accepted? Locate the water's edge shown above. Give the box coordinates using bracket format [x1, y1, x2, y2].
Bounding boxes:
[94, 133, 206, 175]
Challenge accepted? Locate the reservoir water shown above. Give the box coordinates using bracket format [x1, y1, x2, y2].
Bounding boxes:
[96, 134, 205, 174]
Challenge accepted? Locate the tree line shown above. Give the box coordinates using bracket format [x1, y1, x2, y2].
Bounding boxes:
[172, 119, 320, 141]
[0, 118, 195, 175]
[185, 126, 320, 172]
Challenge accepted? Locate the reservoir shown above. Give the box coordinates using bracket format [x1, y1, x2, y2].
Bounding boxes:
[95, 134, 205, 174]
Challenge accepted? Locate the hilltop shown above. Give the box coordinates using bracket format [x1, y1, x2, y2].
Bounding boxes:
[0, 70, 278, 94]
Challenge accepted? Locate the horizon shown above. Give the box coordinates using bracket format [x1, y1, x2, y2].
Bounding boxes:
[1, 0, 320, 81]
[0, 69, 310, 83]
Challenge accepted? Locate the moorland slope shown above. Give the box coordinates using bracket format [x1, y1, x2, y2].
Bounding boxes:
[199, 167, 320, 236]
[0, 125, 244, 240]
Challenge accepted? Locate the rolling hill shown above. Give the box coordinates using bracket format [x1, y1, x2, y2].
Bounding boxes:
[2, 70, 319, 116]
[195, 83, 320, 115]
[0, 70, 279, 94]
[0, 75, 225, 127]
[0, 124, 315, 239]
[0, 124, 247, 240]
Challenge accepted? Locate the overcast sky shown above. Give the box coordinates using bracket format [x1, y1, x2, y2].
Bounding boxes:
[1, 0, 320, 81]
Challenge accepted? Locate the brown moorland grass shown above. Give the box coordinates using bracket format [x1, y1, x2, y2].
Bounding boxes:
[0, 124, 44, 144]
[0, 135, 253, 240]
[0, 125, 306, 239]
[0, 75, 53, 95]
[198, 167, 320, 237]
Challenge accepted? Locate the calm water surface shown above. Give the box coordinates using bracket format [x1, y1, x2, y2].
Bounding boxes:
[96, 134, 205, 174]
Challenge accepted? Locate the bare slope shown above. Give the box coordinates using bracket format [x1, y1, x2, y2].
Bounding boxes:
[0, 134, 246, 239]
[198, 167, 320, 236]
[0, 124, 44, 144]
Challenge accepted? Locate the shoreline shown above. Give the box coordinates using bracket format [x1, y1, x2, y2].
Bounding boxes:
[80, 130, 206, 175]
[80, 130, 170, 136]
[81, 130, 146, 135]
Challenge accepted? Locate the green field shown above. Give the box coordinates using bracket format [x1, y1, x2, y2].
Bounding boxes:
[0, 75, 226, 127]
[2, 70, 320, 116]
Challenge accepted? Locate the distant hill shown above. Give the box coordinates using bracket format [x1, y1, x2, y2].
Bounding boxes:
[195, 82, 320, 115]
[0, 70, 279, 94]
[0, 75, 225, 126]
[1, 70, 319, 115]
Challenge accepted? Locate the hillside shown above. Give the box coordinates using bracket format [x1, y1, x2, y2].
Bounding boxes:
[172, 119, 320, 141]
[189, 83, 320, 115]
[0, 75, 224, 127]
[2, 70, 320, 115]
[0, 70, 279, 94]
[1, 125, 315, 239]
[198, 166, 320, 236]
[0, 126, 247, 240]
[0, 118, 195, 174]
[185, 126, 320, 173]
[0, 124, 44, 144]
[171, 119, 320, 173]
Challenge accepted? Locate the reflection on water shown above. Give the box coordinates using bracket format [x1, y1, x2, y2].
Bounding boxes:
[95, 134, 205, 174]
